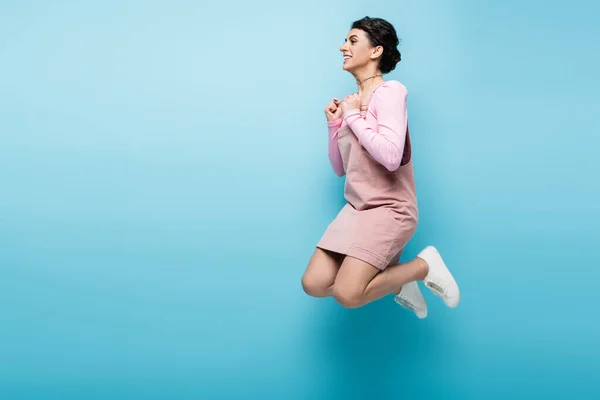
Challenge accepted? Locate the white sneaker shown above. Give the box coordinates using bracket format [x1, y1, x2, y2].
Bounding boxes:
[394, 281, 428, 318]
[417, 246, 460, 308]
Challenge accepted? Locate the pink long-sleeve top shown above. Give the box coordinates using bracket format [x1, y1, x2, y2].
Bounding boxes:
[327, 80, 408, 177]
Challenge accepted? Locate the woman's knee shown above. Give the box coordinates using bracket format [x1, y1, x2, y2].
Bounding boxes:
[332, 285, 365, 308]
[301, 273, 330, 298]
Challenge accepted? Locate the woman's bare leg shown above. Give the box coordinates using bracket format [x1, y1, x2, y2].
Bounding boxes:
[301, 248, 344, 298]
[332, 256, 428, 308]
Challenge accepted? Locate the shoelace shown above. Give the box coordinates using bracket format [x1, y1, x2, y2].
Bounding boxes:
[426, 279, 447, 296]
[395, 294, 420, 311]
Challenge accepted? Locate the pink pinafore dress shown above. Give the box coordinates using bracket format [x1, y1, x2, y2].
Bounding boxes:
[316, 85, 418, 270]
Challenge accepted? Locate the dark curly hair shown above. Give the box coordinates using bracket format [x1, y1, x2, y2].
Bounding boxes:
[351, 16, 401, 74]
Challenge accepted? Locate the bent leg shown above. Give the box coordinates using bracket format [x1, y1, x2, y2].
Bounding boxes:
[301, 248, 344, 298]
[333, 256, 428, 308]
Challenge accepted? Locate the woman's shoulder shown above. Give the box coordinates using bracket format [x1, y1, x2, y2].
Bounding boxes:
[372, 80, 408, 103]
[380, 79, 408, 93]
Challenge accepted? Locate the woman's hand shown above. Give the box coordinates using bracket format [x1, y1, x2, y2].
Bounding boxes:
[340, 93, 360, 114]
[324, 97, 343, 121]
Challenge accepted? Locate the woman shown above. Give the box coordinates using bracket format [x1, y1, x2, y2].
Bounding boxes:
[301, 17, 460, 318]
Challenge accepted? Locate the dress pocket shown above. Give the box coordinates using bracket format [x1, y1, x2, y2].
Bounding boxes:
[352, 207, 399, 261]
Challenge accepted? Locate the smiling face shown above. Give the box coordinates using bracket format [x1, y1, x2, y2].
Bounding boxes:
[339, 28, 382, 73]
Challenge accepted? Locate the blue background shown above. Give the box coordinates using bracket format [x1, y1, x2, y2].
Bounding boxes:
[1, 0, 599, 398]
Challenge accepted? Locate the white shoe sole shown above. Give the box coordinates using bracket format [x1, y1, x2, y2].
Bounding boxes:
[394, 281, 428, 318]
[419, 246, 460, 308]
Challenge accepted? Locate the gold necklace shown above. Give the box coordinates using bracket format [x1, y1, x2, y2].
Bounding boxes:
[357, 73, 382, 84]
[357, 74, 384, 109]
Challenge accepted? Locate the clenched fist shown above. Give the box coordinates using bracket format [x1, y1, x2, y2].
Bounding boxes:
[324, 97, 343, 122]
[340, 93, 360, 114]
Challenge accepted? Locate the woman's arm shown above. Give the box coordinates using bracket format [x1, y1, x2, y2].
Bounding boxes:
[342, 82, 408, 172]
[327, 119, 345, 177]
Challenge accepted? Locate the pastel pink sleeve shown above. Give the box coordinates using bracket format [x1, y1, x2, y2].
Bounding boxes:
[327, 119, 345, 176]
[342, 82, 408, 172]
